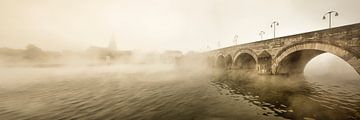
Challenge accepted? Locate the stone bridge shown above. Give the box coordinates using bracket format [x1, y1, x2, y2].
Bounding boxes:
[206, 23, 360, 75]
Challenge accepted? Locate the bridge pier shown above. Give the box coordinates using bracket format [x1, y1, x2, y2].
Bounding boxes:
[257, 51, 272, 74]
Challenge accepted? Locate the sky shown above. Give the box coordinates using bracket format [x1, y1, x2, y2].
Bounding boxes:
[0, 0, 359, 52]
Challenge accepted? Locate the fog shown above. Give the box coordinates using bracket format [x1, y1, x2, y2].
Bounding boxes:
[0, 33, 359, 120]
[0, 0, 360, 119]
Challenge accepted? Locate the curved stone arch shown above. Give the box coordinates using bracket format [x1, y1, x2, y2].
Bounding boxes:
[214, 52, 225, 62]
[233, 49, 258, 70]
[272, 42, 360, 74]
[215, 54, 226, 69]
[274, 41, 359, 58]
[233, 49, 258, 63]
[215, 51, 224, 56]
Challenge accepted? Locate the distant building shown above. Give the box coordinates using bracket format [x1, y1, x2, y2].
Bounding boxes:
[86, 34, 131, 63]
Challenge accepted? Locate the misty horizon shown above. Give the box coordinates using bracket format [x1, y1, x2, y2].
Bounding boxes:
[0, 0, 360, 120]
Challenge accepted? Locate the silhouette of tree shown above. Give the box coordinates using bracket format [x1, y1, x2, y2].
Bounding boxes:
[23, 44, 46, 61]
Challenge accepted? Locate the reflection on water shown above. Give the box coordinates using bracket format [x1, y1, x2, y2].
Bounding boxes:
[212, 70, 360, 120]
[0, 65, 359, 120]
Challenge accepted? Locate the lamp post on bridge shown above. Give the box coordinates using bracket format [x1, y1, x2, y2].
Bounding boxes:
[259, 31, 265, 40]
[233, 34, 238, 45]
[270, 21, 279, 38]
[323, 11, 339, 28]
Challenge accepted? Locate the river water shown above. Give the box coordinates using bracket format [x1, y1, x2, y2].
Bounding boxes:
[0, 64, 359, 120]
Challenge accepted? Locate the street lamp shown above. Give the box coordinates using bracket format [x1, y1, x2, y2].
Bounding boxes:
[259, 31, 265, 40]
[323, 11, 339, 28]
[270, 21, 279, 38]
[233, 34, 238, 45]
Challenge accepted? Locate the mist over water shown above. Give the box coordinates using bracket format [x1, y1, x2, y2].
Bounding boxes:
[0, 64, 280, 120]
[1, 0, 360, 119]
[0, 53, 359, 120]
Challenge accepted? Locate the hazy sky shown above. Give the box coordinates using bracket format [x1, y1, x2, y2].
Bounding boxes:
[0, 0, 359, 52]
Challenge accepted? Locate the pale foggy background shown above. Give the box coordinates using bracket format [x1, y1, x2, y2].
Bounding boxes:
[0, 1, 360, 119]
[0, 0, 360, 52]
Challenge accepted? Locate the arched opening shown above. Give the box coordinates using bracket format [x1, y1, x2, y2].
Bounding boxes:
[258, 51, 272, 74]
[273, 43, 360, 75]
[276, 50, 324, 74]
[215, 55, 226, 69]
[225, 55, 233, 69]
[304, 53, 360, 79]
[234, 53, 256, 70]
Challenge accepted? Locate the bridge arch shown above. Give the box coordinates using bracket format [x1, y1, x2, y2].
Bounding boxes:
[233, 49, 258, 70]
[272, 42, 360, 75]
[215, 54, 226, 69]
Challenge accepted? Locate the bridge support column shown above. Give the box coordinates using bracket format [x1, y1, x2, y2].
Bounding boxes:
[257, 52, 272, 74]
[257, 63, 272, 74]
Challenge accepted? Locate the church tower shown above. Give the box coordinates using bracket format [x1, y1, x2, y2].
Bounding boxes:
[108, 33, 117, 51]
